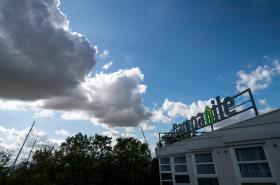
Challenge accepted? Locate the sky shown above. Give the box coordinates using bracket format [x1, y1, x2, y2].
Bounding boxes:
[0, 0, 280, 160]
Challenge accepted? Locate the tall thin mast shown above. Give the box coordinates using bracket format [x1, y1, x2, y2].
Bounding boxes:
[12, 121, 36, 168]
[27, 135, 38, 162]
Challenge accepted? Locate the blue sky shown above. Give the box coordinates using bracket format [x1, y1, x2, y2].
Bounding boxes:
[0, 0, 280, 158]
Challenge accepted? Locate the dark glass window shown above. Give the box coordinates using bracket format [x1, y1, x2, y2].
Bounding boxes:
[236, 147, 266, 161]
[235, 146, 272, 178]
[161, 165, 171, 172]
[161, 173, 172, 180]
[197, 178, 219, 185]
[239, 163, 272, 177]
[162, 181, 173, 185]
[160, 158, 170, 164]
[175, 175, 190, 183]
[195, 153, 213, 163]
[174, 164, 188, 172]
[197, 164, 216, 174]
[174, 156, 186, 164]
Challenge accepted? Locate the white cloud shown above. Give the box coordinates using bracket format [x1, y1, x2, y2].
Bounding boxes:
[44, 68, 152, 127]
[125, 127, 135, 133]
[139, 122, 155, 131]
[151, 110, 172, 124]
[0, 0, 152, 128]
[152, 99, 210, 123]
[258, 99, 274, 114]
[0, 68, 152, 128]
[34, 109, 54, 118]
[55, 129, 70, 137]
[236, 59, 280, 92]
[0, 124, 71, 164]
[99, 50, 109, 59]
[102, 61, 113, 70]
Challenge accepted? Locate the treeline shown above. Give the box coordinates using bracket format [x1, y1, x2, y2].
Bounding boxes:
[0, 133, 160, 185]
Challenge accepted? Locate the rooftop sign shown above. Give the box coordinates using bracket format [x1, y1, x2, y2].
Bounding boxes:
[158, 88, 258, 147]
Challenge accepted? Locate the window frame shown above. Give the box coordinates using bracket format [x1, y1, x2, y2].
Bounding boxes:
[172, 155, 190, 184]
[159, 157, 173, 185]
[193, 152, 217, 178]
[230, 144, 277, 185]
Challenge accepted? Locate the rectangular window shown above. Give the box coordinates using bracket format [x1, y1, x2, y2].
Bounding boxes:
[160, 157, 173, 185]
[175, 175, 190, 183]
[197, 178, 219, 185]
[161, 158, 171, 164]
[174, 164, 188, 172]
[195, 153, 213, 163]
[195, 153, 216, 175]
[173, 155, 188, 173]
[160, 157, 171, 172]
[162, 181, 173, 185]
[236, 146, 266, 161]
[235, 146, 272, 178]
[197, 164, 215, 174]
[174, 156, 186, 164]
[161, 165, 171, 172]
[173, 155, 189, 184]
[161, 173, 172, 180]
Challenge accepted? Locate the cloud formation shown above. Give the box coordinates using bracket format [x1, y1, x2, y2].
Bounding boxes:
[236, 59, 280, 92]
[0, 0, 151, 127]
[0, 125, 64, 162]
[50, 68, 152, 127]
[0, 0, 96, 100]
[152, 99, 210, 123]
[102, 61, 113, 70]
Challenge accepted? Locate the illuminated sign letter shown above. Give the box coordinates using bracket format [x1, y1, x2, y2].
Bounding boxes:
[204, 106, 214, 125]
[197, 113, 205, 128]
[223, 97, 236, 116]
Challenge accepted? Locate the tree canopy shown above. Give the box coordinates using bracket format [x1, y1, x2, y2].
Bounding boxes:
[0, 133, 160, 185]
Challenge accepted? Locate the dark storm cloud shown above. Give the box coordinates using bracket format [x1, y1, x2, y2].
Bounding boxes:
[0, 0, 96, 100]
[0, 0, 152, 127]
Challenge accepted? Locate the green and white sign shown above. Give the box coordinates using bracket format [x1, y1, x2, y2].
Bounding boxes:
[159, 88, 258, 146]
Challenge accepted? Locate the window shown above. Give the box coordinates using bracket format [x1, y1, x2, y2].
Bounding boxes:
[160, 157, 173, 185]
[174, 156, 188, 173]
[235, 147, 272, 178]
[160, 158, 171, 172]
[174, 165, 188, 172]
[162, 181, 173, 185]
[195, 153, 216, 174]
[175, 175, 190, 183]
[161, 165, 171, 171]
[197, 178, 219, 185]
[161, 173, 173, 180]
[161, 158, 171, 164]
[173, 155, 190, 184]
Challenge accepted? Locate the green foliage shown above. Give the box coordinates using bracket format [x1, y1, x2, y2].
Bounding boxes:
[1, 133, 160, 185]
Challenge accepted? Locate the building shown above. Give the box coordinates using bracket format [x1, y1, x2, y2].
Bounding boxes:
[155, 109, 280, 185]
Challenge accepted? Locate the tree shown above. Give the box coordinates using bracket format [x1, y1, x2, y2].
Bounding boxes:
[2, 133, 160, 185]
[111, 137, 152, 185]
[0, 150, 12, 184]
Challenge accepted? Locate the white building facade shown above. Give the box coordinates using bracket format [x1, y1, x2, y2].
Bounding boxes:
[155, 109, 280, 185]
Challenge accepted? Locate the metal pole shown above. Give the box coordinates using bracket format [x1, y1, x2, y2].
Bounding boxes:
[12, 121, 36, 168]
[27, 135, 38, 162]
[248, 88, 259, 116]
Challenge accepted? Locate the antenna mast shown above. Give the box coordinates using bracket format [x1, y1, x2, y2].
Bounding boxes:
[27, 135, 38, 162]
[12, 121, 36, 168]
